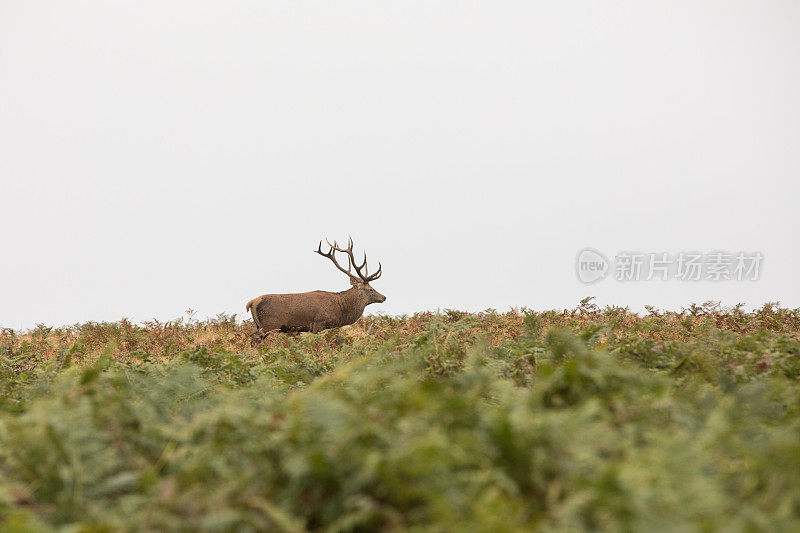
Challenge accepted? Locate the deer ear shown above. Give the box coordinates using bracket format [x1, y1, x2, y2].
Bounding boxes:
[349, 277, 360, 287]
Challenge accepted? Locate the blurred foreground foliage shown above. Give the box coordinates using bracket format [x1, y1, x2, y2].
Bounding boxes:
[0, 301, 798, 531]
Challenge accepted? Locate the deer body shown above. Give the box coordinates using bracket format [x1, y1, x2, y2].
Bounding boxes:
[247, 286, 379, 334]
[247, 238, 385, 344]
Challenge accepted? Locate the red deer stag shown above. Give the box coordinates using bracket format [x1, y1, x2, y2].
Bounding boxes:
[246, 238, 385, 345]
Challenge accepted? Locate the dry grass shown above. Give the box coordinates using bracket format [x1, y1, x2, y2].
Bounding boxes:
[2, 300, 797, 371]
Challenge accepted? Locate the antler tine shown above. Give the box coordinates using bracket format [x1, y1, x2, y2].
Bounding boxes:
[328, 237, 353, 254]
[349, 249, 369, 280]
[315, 236, 359, 282]
[365, 261, 382, 282]
[315, 236, 382, 284]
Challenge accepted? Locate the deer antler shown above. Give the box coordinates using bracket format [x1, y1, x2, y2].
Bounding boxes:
[315, 237, 382, 283]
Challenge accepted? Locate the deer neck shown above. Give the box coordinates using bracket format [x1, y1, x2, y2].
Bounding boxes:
[337, 287, 369, 325]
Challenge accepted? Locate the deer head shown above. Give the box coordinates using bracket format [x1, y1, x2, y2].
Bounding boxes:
[315, 237, 386, 304]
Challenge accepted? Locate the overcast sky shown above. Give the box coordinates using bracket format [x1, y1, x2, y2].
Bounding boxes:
[1, 1, 798, 329]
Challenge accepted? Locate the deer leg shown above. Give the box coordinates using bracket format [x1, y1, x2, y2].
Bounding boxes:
[250, 329, 264, 347]
[250, 327, 279, 347]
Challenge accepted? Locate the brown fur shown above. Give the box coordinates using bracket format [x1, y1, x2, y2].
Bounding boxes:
[247, 279, 385, 344]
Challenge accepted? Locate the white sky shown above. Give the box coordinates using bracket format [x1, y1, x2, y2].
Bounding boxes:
[1, 1, 799, 329]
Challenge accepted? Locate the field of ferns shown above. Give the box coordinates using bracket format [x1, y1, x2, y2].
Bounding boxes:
[0, 299, 799, 531]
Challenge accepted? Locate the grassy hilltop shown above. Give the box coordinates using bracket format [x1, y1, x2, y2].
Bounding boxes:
[0, 300, 799, 531]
